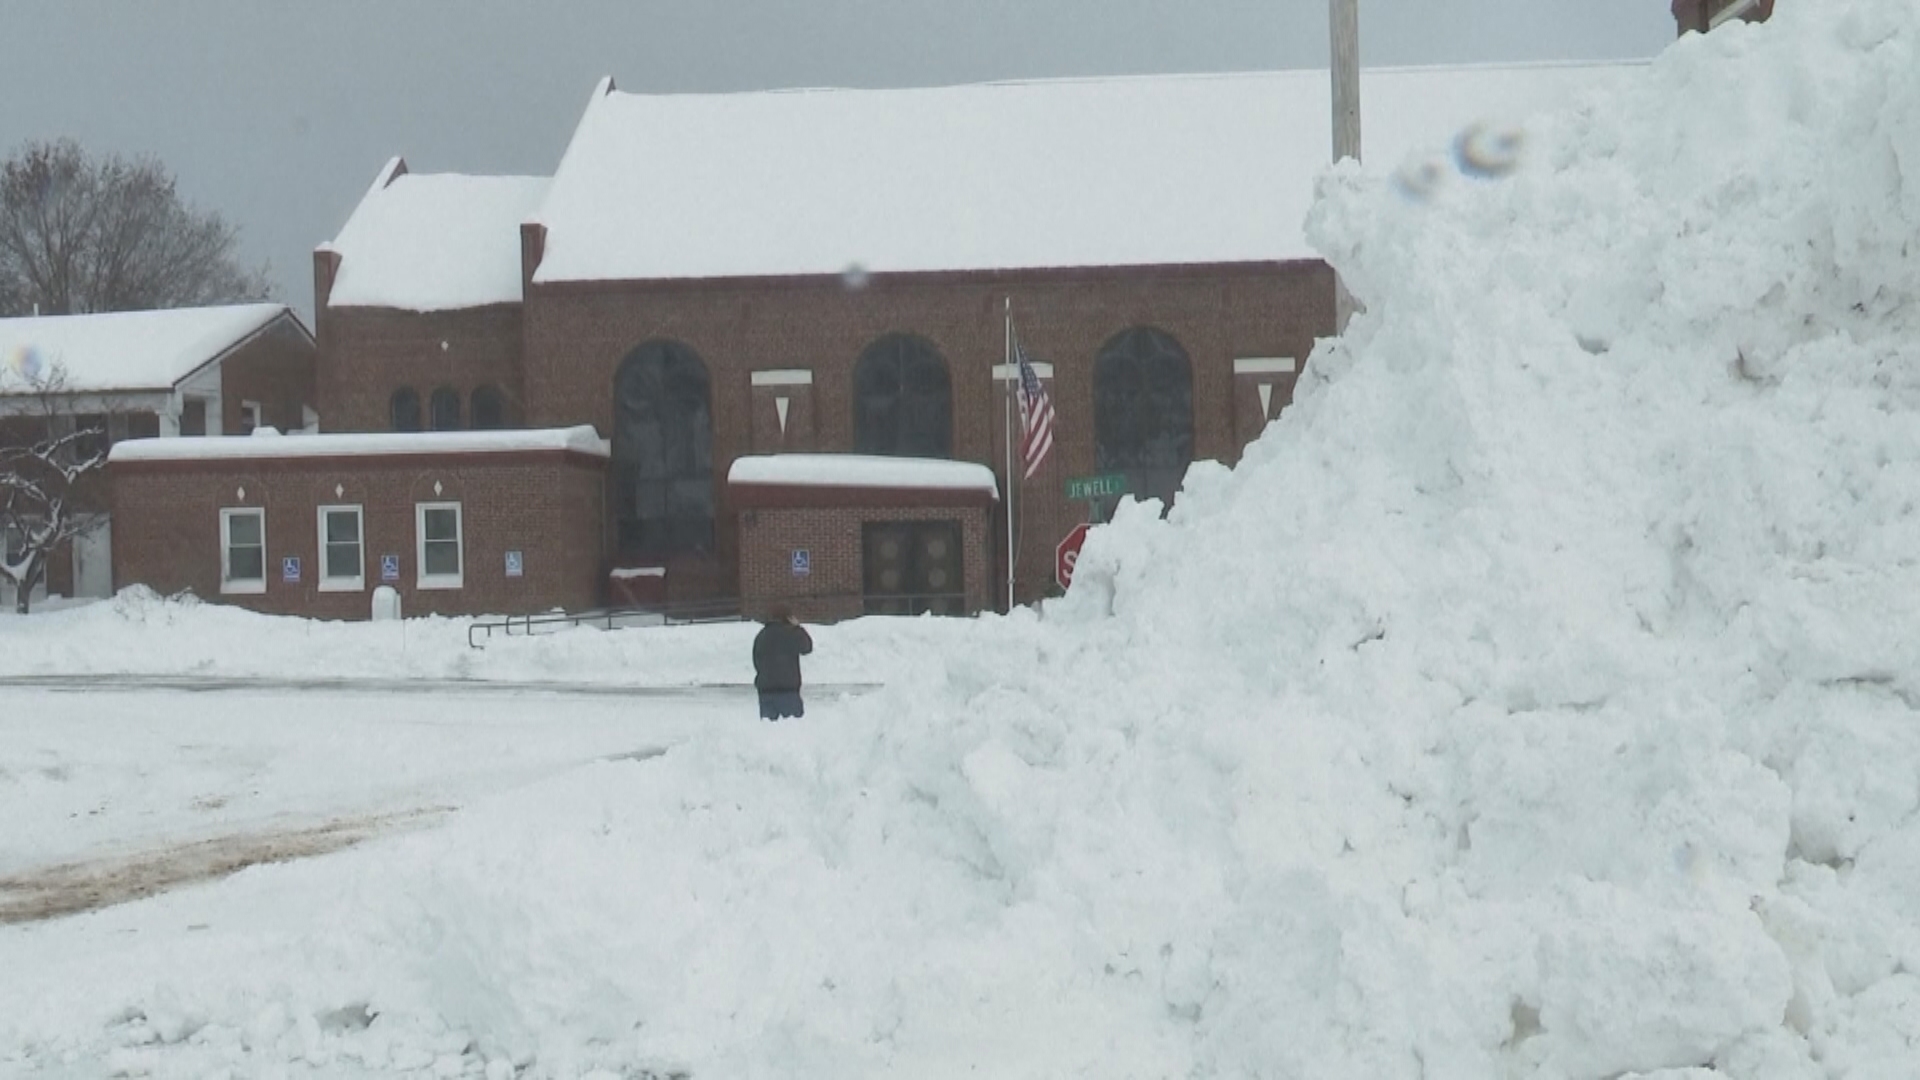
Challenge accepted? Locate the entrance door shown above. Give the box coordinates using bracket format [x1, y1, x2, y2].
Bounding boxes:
[73, 518, 113, 599]
[863, 521, 964, 616]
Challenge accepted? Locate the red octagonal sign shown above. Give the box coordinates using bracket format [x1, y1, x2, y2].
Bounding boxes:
[1056, 523, 1091, 591]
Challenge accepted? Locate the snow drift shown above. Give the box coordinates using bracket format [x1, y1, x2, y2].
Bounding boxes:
[367, 4, 1920, 1073]
[7, 1, 1920, 1076]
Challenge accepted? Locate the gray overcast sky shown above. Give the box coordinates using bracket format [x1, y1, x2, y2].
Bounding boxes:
[0, 1, 1673, 320]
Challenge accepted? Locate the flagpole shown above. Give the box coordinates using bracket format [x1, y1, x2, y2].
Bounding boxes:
[1003, 296, 1015, 613]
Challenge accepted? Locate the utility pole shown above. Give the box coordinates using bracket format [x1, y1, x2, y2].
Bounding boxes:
[1330, 0, 1361, 334]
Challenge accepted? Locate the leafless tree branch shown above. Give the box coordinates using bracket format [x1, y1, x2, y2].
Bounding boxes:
[0, 363, 111, 613]
[0, 139, 271, 317]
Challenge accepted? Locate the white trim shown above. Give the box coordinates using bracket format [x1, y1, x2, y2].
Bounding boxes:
[240, 399, 264, 434]
[415, 501, 464, 590]
[750, 368, 813, 387]
[219, 507, 267, 595]
[317, 504, 366, 592]
[1709, 0, 1760, 27]
[1233, 356, 1297, 375]
[0, 389, 171, 418]
[176, 360, 222, 399]
[992, 361, 1054, 381]
[109, 425, 610, 463]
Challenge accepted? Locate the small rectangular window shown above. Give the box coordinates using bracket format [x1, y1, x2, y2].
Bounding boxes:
[220, 508, 266, 594]
[317, 505, 364, 592]
[416, 502, 463, 589]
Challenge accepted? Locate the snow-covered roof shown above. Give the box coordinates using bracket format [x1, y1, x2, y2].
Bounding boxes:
[0, 304, 305, 396]
[108, 425, 610, 464]
[728, 454, 1000, 498]
[531, 62, 1634, 284]
[323, 158, 548, 311]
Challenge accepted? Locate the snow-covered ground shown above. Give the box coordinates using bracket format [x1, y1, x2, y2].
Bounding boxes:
[0, 587, 941, 690]
[0, 683, 735, 879]
[9, 1, 1920, 1076]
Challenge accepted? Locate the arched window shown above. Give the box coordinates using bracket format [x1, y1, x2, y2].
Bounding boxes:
[429, 387, 462, 431]
[853, 334, 952, 458]
[1094, 327, 1194, 512]
[470, 386, 506, 430]
[613, 340, 714, 554]
[390, 388, 422, 433]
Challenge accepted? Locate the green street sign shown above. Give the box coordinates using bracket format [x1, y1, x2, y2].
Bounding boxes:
[1066, 473, 1127, 501]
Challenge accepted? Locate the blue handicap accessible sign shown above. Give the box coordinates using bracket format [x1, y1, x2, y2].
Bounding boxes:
[282, 556, 301, 583]
[380, 554, 401, 582]
[505, 551, 524, 578]
[791, 549, 811, 577]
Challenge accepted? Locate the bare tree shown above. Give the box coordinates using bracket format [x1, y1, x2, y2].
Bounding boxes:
[0, 364, 109, 613]
[0, 139, 271, 317]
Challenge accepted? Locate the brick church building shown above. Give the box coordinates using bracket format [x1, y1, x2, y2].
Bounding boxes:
[111, 61, 1628, 621]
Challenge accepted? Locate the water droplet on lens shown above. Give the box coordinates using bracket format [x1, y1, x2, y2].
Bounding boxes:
[1453, 122, 1526, 179]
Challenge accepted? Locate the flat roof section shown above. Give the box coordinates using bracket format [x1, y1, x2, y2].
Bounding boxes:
[107, 425, 610, 464]
[729, 453, 1001, 509]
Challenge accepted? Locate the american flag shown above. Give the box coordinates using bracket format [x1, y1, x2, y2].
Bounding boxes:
[1014, 336, 1054, 481]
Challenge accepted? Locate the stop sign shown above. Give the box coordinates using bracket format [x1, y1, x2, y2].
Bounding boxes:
[1056, 523, 1091, 590]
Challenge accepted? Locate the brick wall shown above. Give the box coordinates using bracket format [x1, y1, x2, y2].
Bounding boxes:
[220, 317, 318, 434]
[1672, 0, 1774, 33]
[738, 503, 992, 623]
[316, 304, 525, 434]
[110, 450, 607, 619]
[523, 260, 1330, 605]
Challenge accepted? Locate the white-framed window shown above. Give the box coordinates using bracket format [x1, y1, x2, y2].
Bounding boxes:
[317, 505, 365, 592]
[416, 502, 464, 589]
[220, 508, 267, 594]
[240, 400, 264, 434]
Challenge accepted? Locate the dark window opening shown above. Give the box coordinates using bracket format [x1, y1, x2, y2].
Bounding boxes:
[429, 387, 461, 431]
[612, 340, 714, 555]
[180, 399, 208, 437]
[71, 414, 109, 463]
[471, 386, 507, 430]
[853, 334, 952, 458]
[390, 389, 422, 433]
[863, 520, 964, 616]
[1094, 326, 1194, 517]
[124, 412, 160, 441]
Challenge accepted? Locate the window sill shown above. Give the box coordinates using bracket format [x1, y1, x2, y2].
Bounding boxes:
[417, 575, 464, 591]
[318, 579, 365, 593]
[221, 580, 267, 595]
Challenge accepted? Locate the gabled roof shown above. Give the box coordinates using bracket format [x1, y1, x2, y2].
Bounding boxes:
[322, 158, 548, 311]
[530, 62, 1637, 285]
[0, 304, 308, 396]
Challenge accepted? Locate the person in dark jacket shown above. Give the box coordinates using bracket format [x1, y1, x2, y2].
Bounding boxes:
[752, 604, 813, 720]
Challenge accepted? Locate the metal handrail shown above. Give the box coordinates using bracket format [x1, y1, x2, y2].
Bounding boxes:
[466, 589, 975, 648]
[467, 597, 747, 649]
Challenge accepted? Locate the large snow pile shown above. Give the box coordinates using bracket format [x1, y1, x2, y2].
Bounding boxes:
[7, 3, 1920, 1076]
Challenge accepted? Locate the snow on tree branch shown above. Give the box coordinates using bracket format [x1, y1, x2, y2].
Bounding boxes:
[0, 361, 112, 612]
